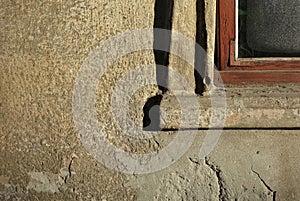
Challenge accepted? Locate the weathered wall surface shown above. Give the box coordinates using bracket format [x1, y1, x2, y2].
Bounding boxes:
[1, 0, 155, 200]
[1, 0, 300, 200]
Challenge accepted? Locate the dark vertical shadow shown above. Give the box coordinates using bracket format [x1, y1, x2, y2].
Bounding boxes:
[194, 0, 207, 95]
[153, 0, 174, 93]
[143, 0, 174, 130]
[215, 0, 220, 70]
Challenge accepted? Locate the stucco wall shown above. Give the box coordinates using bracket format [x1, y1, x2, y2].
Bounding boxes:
[1, 0, 300, 200]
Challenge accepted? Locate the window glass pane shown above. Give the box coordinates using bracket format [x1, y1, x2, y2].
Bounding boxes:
[238, 0, 300, 58]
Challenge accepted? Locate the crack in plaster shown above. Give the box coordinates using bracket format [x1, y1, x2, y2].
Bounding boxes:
[64, 156, 76, 184]
[204, 157, 228, 201]
[251, 166, 276, 201]
[27, 154, 79, 193]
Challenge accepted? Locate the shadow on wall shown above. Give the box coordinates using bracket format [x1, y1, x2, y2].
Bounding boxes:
[143, 95, 163, 130]
[153, 0, 174, 94]
[153, 0, 207, 95]
[143, 0, 174, 130]
[143, 0, 207, 130]
[195, 0, 207, 94]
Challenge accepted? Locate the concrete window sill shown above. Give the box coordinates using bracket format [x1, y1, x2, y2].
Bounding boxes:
[159, 85, 300, 129]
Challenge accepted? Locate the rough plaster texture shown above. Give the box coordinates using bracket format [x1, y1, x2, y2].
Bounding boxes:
[161, 85, 300, 128]
[204, 0, 217, 87]
[168, 0, 197, 92]
[0, 0, 154, 200]
[205, 130, 300, 201]
[1, 0, 300, 201]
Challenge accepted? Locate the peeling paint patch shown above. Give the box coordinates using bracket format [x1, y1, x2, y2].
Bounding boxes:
[226, 109, 286, 126]
[0, 176, 10, 185]
[261, 109, 285, 120]
[226, 113, 239, 124]
[27, 172, 60, 193]
[293, 109, 300, 117]
[27, 154, 78, 193]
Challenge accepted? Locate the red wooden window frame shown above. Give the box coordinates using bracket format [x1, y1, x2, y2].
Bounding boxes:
[218, 0, 300, 85]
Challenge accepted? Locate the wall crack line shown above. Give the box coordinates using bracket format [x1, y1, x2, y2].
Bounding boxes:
[204, 157, 228, 201]
[251, 166, 277, 201]
[64, 155, 77, 184]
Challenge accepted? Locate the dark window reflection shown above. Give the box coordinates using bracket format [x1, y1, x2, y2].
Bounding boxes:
[238, 0, 300, 58]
